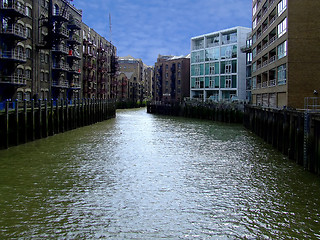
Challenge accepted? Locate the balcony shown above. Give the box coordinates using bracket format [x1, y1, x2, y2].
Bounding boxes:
[69, 81, 81, 89]
[52, 10, 69, 22]
[54, 27, 69, 39]
[67, 34, 81, 45]
[67, 49, 81, 59]
[268, 55, 276, 64]
[52, 62, 69, 71]
[0, 74, 26, 85]
[0, 49, 26, 63]
[268, 79, 276, 87]
[0, 24, 27, 40]
[69, 65, 81, 74]
[0, 0, 26, 17]
[52, 80, 69, 88]
[52, 44, 69, 55]
[67, 19, 81, 30]
[262, 81, 268, 88]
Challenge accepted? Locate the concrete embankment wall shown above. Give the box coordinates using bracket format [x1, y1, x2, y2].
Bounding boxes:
[148, 102, 320, 175]
[0, 99, 116, 150]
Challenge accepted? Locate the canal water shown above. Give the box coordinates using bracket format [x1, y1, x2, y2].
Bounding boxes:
[0, 108, 320, 239]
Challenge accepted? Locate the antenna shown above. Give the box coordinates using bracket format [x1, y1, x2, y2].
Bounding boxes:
[109, 13, 112, 44]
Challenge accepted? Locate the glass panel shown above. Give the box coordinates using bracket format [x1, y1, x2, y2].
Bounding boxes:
[205, 48, 220, 61]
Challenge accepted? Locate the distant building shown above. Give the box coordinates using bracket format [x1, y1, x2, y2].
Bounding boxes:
[251, 0, 320, 109]
[241, 34, 253, 102]
[118, 55, 144, 103]
[82, 24, 118, 99]
[190, 26, 251, 102]
[144, 65, 154, 101]
[154, 54, 190, 103]
[116, 72, 128, 101]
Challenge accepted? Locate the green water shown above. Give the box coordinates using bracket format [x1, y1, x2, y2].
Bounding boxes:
[0, 108, 319, 239]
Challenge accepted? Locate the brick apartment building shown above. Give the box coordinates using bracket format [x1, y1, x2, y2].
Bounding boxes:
[250, 0, 320, 109]
[154, 54, 190, 103]
[0, 0, 117, 102]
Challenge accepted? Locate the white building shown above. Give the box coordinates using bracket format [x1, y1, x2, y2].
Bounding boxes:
[190, 26, 251, 102]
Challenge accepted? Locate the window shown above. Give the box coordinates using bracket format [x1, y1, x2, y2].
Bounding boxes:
[221, 45, 237, 59]
[247, 52, 252, 63]
[26, 6, 32, 17]
[253, 3, 257, 16]
[278, 0, 287, 16]
[205, 48, 219, 61]
[252, 47, 256, 58]
[225, 76, 232, 88]
[45, 72, 49, 82]
[26, 27, 32, 38]
[26, 48, 31, 59]
[253, 18, 257, 29]
[53, 4, 59, 16]
[40, 53, 45, 62]
[209, 77, 215, 88]
[45, 54, 49, 63]
[17, 46, 24, 58]
[209, 65, 215, 75]
[26, 69, 31, 80]
[40, 71, 45, 81]
[222, 31, 237, 45]
[277, 41, 287, 59]
[17, 68, 23, 77]
[252, 62, 257, 72]
[17, 91, 23, 101]
[277, 64, 286, 85]
[225, 61, 232, 73]
[25, 92, 31, 101]
[278, 18, 287, 37]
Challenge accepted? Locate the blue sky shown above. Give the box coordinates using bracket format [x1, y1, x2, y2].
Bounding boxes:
[72, 0, 252, 66]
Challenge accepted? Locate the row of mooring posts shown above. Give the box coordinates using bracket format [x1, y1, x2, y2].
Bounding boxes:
[0, 98, 116, 149]
[244, 106, 320, 175]
[147, 102, 244, 124]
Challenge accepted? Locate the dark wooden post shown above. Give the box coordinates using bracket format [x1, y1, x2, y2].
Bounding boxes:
[65, 99, 69, 131]
[31, 99, 35, 141]
[50, 99, 54, 136]
[61, 98, 65, 132]
[23, 99, 28, 143]
[4, 100, 9, 149]
[14, 99, 19, 146]
[56, 99, 60, 134]
[38, 99, 42, 139]
[43, 99, 48, 138]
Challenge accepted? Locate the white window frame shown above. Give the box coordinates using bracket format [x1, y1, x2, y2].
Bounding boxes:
[225, 62, 232, 74]
[277, 41, 287, 59]
[209, 77, 215, 88]
[278, 0, 287, 16]
[209, 64, 215, 75]
[277, 18, 287, 37]
[277, 64, 287, 85]
[225, 76, 232, 88]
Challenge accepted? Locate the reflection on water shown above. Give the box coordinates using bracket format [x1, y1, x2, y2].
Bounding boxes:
[0, 108, 320, 239]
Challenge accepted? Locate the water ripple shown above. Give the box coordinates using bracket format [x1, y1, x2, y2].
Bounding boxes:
[0, 108, 320, 239]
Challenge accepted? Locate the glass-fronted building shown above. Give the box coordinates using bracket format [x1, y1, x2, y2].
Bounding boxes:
[190, 26, 251, 102]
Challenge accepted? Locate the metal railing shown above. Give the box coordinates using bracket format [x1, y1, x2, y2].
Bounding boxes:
[304, 97, 320, 112]
[0, 24, 27, 38]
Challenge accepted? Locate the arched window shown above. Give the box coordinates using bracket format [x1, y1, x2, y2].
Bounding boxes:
[53, 4, 59, 16]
